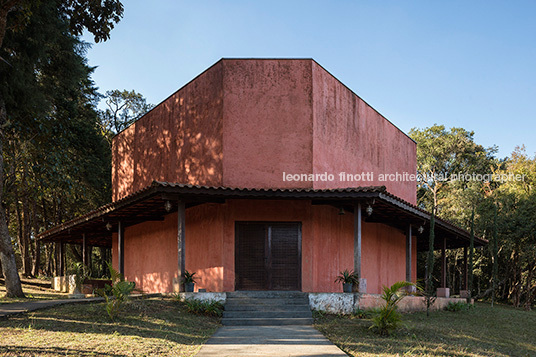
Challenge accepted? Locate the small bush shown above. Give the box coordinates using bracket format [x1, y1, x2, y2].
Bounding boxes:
[312, 309, 327, 319]
[446, 301, 473, 312]
[184, 299, 224, 317]
[353, 307, 371, 319]
[370, 281, 415, 336]
[95, 263, 136, 321]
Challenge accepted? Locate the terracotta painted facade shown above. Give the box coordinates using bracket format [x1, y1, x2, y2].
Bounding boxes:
[111, 59, 418, 294]
[112, 59, 416, 204]
[112, 199, 417, 294]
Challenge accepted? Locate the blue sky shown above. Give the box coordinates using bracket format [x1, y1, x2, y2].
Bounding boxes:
[83, 0, 535, 158]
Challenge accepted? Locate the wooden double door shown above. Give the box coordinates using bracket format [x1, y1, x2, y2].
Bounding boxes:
[235, 222, 301, 291]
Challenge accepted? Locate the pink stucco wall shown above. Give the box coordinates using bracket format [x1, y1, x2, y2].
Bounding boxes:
[221, 60, 313, 189]
[112, 59, 416, 203]
[113, 200, 415, 294]
[112, 63, 224, 201]
[109, 59, 419, 294]
[311, 62, 417, 204]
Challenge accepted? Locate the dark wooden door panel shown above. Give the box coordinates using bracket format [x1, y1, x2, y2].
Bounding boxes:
[269, 224, 301, 290]
[236, 222, 302, 291]
[235, 223, 267, 290]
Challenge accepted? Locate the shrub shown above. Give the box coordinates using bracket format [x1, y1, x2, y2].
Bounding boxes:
[96, 263, 136, 321]
[334, 269, 359, 285]
[184, 299, 224, 317]
[446, 301, 473, 312]
[370, 281, 414, 336]
[69, 262, 88, 293]
[353, 307, 371, 319]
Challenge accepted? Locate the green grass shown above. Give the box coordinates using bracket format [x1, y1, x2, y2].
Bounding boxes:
[1, 280, 68, 304]
[314, 302, 536, 357]
[0, 297, 220, 356]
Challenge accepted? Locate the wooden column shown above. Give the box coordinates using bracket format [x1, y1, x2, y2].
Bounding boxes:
[82, 233, 87, 267]
[177, 201, 186, 292]
[118, 221, 124, 276]
[406, 224, 412, 282]
[463, 246, 468, 290]
[354, 202, 362, 279]
[58, 242, 65, 276]
[441, 236, 447, 288]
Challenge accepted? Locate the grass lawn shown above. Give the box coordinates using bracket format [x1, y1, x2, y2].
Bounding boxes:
[0, 279, 67, 304]
[315, 302, 536, 357]
[0, 297, 220, 356]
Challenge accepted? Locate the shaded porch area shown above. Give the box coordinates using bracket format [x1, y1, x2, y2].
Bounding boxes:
[38, 181, 487, 296]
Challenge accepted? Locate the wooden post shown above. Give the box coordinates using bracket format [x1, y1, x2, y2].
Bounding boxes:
[82, 233, 87, 268]
[406, 224, 412, 282]
[441, 236, 447, 288]
[177, 201, 186, 292]
[354, 202, 362, 277]
[118, 221, 124, 276]
[57, 242, 63, 276]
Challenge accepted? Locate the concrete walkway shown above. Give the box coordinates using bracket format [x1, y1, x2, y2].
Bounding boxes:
[196, 325, 347, 356]
[0, 297, 104, 319]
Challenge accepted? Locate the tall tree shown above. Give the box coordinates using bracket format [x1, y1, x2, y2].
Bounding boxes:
[98, 89, 154, 145]
[0, 0, 123, 297]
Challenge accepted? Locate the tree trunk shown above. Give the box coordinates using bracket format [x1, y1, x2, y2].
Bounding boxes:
[525, 262, 534, 311]
[21, 170, 32, 276]
[0, 93, 25, 297]
[32, 199, 40, 276]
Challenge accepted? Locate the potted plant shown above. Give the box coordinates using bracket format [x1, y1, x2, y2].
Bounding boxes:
[183, 270, 196, 292]
[335, 269, 359, 293]
[70, 262, 87, 296]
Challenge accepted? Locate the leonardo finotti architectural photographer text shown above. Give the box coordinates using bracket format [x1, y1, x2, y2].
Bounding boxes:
[282, 172, 525, 183]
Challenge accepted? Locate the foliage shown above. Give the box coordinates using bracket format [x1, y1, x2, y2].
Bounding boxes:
[0, 0, 123, 297]
[445, 301, 473, 312]
[95, 263, 135, 321]
[334, 269, 359, 285]
[411, 126, 536, 310]
[352, 307, 371, 319]
[182, 270, 197, 284]
[370, 281, 414, 336]
[98, 89, 154, 145]
[183, 299, 224, 317]
[69, 262, 87, 291]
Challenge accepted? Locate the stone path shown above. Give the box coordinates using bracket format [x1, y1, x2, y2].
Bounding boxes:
[196, 325, 347, 356]
[0, 297, 104, 319]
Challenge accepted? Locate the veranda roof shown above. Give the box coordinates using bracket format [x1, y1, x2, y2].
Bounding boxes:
[37, 181, 487, 250]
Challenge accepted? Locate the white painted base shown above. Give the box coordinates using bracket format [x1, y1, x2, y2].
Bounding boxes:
[178, 292, 227, 303]
[308, 292, 469, 314]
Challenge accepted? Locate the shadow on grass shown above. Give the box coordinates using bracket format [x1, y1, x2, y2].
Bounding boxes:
[315, 305, 536, 357]
[1, 298, 220, 348]
[0, 345, 124, 356]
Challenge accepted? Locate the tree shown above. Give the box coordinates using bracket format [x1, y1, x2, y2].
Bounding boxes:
[98, 89, 154, 145]
[0, 0, 123, 297]
[409, 125, 495, 212]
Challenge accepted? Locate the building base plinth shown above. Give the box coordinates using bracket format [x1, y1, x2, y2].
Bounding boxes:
[437, 287, 450, 298]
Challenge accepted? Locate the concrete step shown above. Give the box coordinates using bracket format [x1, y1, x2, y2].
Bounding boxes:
[222, 317, 314, 326]
[223, 303, 311, 312]
[225, 298, 309, 306]
[223, 310, 313, 319]
[227, 291, 307, 299]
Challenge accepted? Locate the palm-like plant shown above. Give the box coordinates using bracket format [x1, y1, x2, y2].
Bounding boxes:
[370, 281, 415, 336]
[334, 269, 359, 285]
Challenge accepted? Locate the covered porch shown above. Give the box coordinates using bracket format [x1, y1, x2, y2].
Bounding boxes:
[38, 181, 487, 297]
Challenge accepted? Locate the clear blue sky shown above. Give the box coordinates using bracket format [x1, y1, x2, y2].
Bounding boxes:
[82, 0, 536, 158]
